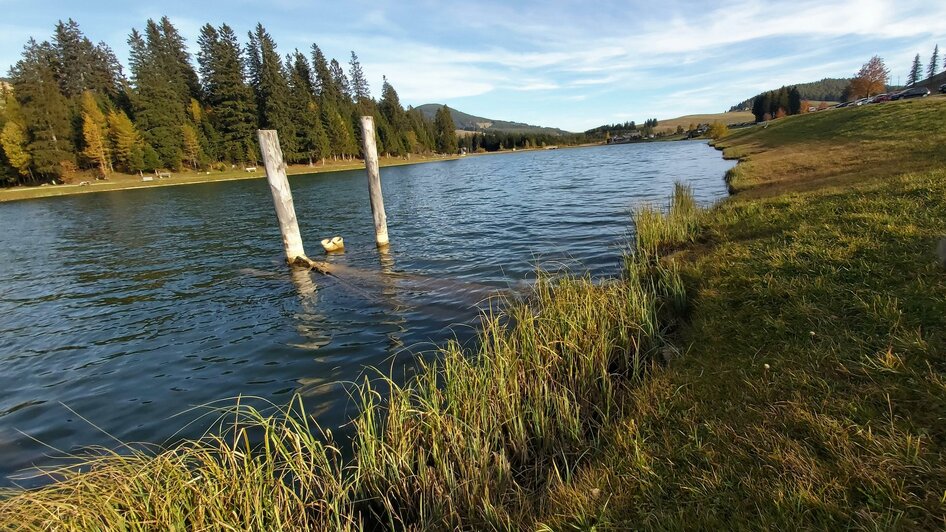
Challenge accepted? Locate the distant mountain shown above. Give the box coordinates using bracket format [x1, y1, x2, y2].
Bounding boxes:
[415, 104, 572, 135]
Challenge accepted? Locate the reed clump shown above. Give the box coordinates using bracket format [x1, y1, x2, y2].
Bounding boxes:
[0, 185, 702, 530]
[632, 182, 701, 261]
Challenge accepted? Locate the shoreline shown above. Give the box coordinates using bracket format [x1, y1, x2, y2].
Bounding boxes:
[0, 142, 605, 204]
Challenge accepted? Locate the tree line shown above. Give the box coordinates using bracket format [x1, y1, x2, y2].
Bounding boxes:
[584, 118, 659, 138]
[906, 44, 942, 86]
[0, 18, 459, 186]
[748, 86, 803, 122]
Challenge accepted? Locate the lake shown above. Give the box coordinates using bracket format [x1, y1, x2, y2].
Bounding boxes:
[0, 141, 734, 484]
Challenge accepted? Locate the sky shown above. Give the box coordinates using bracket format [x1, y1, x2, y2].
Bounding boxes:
[1, 0, 945, 132]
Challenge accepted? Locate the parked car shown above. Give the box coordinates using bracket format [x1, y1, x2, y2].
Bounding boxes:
[939, 83, 946, 94]
[868, 93, 891, 103]
[853, 97, 870, 106]
[891, 87, 930, 100]
[889, 89, 909, 100]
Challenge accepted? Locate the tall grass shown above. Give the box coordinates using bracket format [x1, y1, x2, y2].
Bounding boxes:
[0, 185, 702, 530]
[632, 182, 701, 262]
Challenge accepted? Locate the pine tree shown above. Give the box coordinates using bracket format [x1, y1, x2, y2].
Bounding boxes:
[908, 54, 923, 85]
[247, 24, 296, 157]
[434, 105, 457, 154]
[157, 17, 201, 103]
[788, 86, 802, 115]
[197, 24, 257, 163]
[330, 59, 351, 102]
[378, 77, 409, 156]
[349, 51, 370, 103]
[80, 90, 110, 177]
[128, 26, 186, 168]
[10, 38, 75, 179]
[288, 51, 328, 164]
[929, 45, 940, 79]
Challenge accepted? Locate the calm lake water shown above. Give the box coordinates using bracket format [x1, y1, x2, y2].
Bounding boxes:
[0, 141, 733, 484]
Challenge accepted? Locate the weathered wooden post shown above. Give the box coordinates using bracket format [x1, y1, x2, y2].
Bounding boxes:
[359, 116, 389, 247]
[257, 129, 308, 264]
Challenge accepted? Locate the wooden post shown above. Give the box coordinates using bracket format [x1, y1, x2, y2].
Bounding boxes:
[257, 129, 307, 263]
[359, 116, 389, 247]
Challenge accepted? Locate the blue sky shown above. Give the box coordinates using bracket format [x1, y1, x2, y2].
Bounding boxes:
[2, 0, 944, 131]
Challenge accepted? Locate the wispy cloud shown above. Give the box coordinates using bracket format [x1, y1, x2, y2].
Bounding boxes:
[2, 0, 944, 130]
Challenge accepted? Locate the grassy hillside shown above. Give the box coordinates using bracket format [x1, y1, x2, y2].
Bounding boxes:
[415, 103, 571, 135]
[655, 111, 754, 133]
[540, 96, 946, 528]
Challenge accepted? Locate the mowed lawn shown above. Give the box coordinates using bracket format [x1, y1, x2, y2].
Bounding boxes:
[540, 98, 946, 528]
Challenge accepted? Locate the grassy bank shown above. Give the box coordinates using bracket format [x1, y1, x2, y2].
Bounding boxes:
[539, 97, 946, 528]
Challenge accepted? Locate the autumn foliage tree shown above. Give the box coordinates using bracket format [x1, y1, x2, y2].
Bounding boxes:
[848, 56, 889, 99]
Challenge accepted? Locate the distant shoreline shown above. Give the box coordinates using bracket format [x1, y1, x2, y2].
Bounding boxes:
[0, 143, 606, 204]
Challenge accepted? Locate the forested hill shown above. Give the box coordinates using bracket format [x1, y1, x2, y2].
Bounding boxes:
[729, 77, 852, 110]
[415, 104, 572, 135]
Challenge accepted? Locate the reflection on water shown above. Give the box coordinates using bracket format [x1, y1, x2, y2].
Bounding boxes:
[0, 141, 733, 484]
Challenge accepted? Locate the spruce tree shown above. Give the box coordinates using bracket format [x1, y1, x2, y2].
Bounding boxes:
[349, 51, 370, 104]
[908, 54, 923, 85]
[434, 105, 457, 154]
[788, 87, 802, 115]
[330, 59, 351, 102]
[379, 77, 409, 155]
[128, 26, 186, 168]
[10, 38, 75, 179]
[247, 24, 297, 158]
[288, 51, 328, 165]
[197, 24, 257, 163]
[80, 90, 110, 177]
[929, 45, 940, 80]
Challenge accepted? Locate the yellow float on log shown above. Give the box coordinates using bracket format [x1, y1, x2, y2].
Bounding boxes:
[321, 236, 345, 253]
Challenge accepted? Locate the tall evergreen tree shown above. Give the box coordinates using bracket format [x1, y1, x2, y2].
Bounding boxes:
[329, 58, 351, 102]
[788, 87, 802, 115]
[288, 51, 328, 165]
[378, 76, 409, 156]
[908, 54, 923, 85]
[197, 24, 257, 163]
[10, 39, 75, 178]
[157, 17, 201, 103]
[434, 105, 457, 154]
[348, 51, 370, 104]
[127, 27, 186, 168]
[929, 45, 940, 80]
[247, 24, 296, 157]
